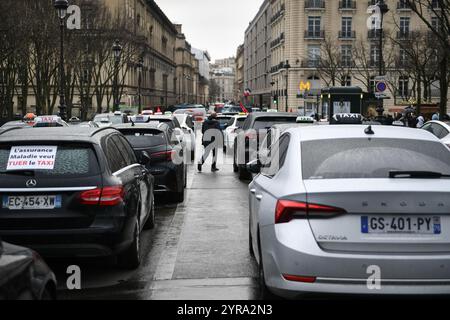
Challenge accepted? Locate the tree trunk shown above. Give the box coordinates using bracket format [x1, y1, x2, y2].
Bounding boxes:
[439, 56, 449, 120]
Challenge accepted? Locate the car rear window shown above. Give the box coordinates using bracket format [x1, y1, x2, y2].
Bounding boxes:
[253, 117, 297, 130]
[0, 144, 100, 177]
[301, 138, 450, 179]
[120, 129, 167, 148]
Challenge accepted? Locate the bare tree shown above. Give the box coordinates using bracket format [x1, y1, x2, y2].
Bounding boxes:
[405, 0, 450, 118]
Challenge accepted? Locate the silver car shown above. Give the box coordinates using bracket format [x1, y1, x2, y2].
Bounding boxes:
[248, 125, 450, 298]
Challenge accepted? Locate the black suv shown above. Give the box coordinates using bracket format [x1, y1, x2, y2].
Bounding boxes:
[233, 112, 298, 180]
[115, 123, 186, 203]
[0, 127, 155, 269]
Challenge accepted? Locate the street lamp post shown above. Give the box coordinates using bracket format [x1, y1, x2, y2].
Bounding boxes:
[137, 56, 144, 114]
[54, 0, 69, 121]
[376, 0, 389, 116]
[112, 40, 122, 112]
[283, 60, 291, 112]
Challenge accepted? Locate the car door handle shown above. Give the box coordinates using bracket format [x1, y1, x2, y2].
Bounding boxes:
[256, 195, 263, 201]
[250, 189, 256, 194]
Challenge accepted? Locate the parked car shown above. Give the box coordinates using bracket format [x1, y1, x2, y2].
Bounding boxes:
[248, 125, 450, 298]
[233, 112, 298, 180]
[148, 115, 185, 147]
[174, 113, 196, 161]
[114, 123, 186, 203]
[93, 112, 129, 127]
[422, 120, 450, 148]
[0, 127, 155, 269]
[0, 239, 57, 300]
[223, 115, 247, 154]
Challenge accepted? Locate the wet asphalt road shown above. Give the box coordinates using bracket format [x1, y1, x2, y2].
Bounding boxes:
[51, 143, 259, 300]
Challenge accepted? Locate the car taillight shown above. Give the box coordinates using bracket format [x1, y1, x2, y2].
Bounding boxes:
[283, 274, 316, 283]
[151, 150, 175, 161]
[275, 200, 345, 224]
[79, 186, 124, 206]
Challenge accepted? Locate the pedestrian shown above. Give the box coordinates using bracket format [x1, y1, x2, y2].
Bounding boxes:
[416, 113, 425, 128]
[198, 112, 221, 172]
[432, 112, 440, 121]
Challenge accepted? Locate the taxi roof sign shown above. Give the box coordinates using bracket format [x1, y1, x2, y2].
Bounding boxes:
[330, 113, 363, 125]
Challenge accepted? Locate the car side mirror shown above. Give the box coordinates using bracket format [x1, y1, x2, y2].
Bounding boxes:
[140, 151, 151, 165]
[246, 159, 261, 174]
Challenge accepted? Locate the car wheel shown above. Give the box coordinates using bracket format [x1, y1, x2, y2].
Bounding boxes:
[239, 166, 251, 180]
[118, 217, 141, 270]
[233, 146, 238, 173]
[258, 240, 278, 300]
[249, 229, 254, 257]
[191, 150, 195, 162]
[143, 197, 155, 230]
[223, 145, 227, 153]
[173, 189, 185, 203]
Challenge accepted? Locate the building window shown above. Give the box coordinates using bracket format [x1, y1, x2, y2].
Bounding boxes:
[307, 45, 321, 67]
[341, 17, 353, 38]
[398, 76, 409, 97]
[341, 75, 352, 87]
[370, 44, 380, 67]
[341, 45, 353, 67]
[307, 16, 321, 37]
[399, 17, 410, 38]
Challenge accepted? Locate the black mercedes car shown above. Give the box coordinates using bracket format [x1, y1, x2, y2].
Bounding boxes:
[0, 127, 155, 269]
[114, 123, 186, 203]
[0, 239, 57, 300]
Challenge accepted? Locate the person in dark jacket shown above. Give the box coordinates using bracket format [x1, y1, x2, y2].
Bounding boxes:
[198, 112, 222, 172]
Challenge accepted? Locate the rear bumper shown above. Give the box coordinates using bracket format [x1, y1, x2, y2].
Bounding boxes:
[260, 223, 450, 298]
[0, 218, 136, 258]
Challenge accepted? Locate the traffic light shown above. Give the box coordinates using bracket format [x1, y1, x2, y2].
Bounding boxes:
[273, 94, 278, 105]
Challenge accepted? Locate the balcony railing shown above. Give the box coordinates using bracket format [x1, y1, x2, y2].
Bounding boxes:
[339, 31, 356, 39]
[339, 0, 356, 10]
[305, 0, 325, 10]
[301, 60, 320, 68]
[368, 29, 385, 39]
[270, 3, 285, 24]
[270, 61, 287, 74]
[304, 30, 325, 39]
[270, 32, 285, 49]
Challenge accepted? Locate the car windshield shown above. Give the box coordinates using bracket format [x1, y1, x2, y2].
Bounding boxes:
[302, 138, 450, 180]
[0, 144, 100, 177]
[253, 117, 297, 130]
[120, 129, 167, 148]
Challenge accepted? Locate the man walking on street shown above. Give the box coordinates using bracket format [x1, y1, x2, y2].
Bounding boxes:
[198, 112, 222, 172]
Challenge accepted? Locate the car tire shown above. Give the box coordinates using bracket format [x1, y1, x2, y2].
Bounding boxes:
[233, 146, 238, 173]
[249, 229, 254, 257]
[118, 217, 141, 270]
[191, 150, 195, 162]
[239, 166, 251, 180]
[173, 190, 185, 203]
[258, 237, 278, 300]
[143, 198, 155, 230]
[223, 145, 227, 153]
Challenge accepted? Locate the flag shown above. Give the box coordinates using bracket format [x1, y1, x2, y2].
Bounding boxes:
[239, 101, 249, 114]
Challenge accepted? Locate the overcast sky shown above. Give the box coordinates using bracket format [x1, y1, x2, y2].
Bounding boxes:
[155, 0, 263, 62]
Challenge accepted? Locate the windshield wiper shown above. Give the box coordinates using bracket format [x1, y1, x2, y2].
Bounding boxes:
[389, 171, 450, 179]
[0, 170, 36, 176]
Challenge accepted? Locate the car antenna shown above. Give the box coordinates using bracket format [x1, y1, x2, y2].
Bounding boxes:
[365, 125, 375, 135]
